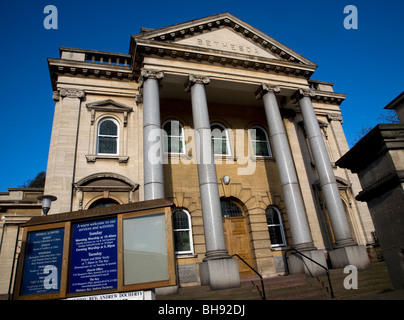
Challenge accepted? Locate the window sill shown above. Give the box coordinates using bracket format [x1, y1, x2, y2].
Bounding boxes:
[165, 153, 192, 160]
[271, 246, 290, 252]
[176, 253, 198, 259]
[250, 156, 275, 162]
[86, 155, 129, 163]
[214, 155, 238, 161]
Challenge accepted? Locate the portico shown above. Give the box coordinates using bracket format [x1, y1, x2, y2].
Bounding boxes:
[138, 53, 369, 283]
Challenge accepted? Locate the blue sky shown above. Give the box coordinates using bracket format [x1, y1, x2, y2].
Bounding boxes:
[0, 0, 403, 192]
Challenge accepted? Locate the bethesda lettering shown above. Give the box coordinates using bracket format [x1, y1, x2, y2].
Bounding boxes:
[197, 38, 260, 54]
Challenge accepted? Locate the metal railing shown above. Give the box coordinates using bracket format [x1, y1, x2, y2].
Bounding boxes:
[283, 248, 334, 299]
[231, 254, 266, 300]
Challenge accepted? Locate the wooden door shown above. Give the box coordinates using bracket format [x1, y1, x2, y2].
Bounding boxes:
[222, 217, 254, 277]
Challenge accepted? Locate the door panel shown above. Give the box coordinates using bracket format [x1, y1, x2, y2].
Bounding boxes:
[223, 217, 254, 276]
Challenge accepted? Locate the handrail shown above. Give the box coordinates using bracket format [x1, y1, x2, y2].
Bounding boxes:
[231, 254, 266, 300]
[283, 248, 334, 299]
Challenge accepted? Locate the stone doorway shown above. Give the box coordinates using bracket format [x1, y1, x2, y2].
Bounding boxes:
[221, 197, 254, 277]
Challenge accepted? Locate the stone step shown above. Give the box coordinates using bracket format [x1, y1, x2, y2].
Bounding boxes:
[156, 262, 393, 300]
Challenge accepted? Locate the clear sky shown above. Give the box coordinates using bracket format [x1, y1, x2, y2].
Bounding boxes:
[0, 0, 403, 192]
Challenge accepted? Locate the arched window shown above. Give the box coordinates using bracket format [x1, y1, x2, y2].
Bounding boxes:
[211, 123, 231, 156]
[249, 126, 272, 157]
[89, 198, 119, 209]
[173, 208, 193, 254]
[220, 198, 244, 217]
[266, 206, 286, 247]
[97, 118, 119, 155]
[163, 120, 185, 154]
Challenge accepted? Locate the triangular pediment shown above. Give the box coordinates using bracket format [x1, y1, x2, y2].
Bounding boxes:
[86, 99, 133, 126]
[175, 27, 279, 60]
[86, 99, 133, 113]
[133, 13, 316, 67]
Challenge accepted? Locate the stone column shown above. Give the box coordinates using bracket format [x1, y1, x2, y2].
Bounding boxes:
[185, 74, 240, 290]
[256, 84, 326, 276]
[295, 88, 369, 269]
[256, 84, 315, 250]
[139, 69, 165, 201]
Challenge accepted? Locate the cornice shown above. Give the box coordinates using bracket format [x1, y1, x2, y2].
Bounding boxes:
[292, 88, 346, 105]
[48, 50, 134, 91]
[132, 39, 316, 80]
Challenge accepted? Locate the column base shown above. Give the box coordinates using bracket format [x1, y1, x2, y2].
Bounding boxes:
[329, 245, 370, 270]
[200, 258, 240, 290]
[288, 249, 328, 277]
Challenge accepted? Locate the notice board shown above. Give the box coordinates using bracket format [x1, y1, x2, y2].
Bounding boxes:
[70, 218, 118, 293]
[20, 227, 65, 296]
[13, 199, 175, 300]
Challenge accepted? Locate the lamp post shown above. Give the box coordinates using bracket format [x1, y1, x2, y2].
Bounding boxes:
[37, 195, 57, 216]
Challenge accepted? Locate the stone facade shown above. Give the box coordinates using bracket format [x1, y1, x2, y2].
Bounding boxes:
[1, 13, 376, 294]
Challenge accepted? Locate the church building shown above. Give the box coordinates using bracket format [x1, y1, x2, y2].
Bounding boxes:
[2, 13, 376, 293]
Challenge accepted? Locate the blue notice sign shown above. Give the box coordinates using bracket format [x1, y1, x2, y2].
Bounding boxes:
[69, 218, 118, 293]
[21, 228, 65, 296]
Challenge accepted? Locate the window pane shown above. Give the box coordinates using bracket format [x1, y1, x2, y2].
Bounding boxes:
[98, 136, 117, 154]
[220, 199, 243, 217]
[266, 208, 280, 225]
[173, 210, 189, 230]
[174, 231, 190, 252]
[123, 213, 169, 285]
[268, 226, 284, 245]
[211, 125, 226, 139]
[100, 120, 117, 136]
[253, 141, 269, 156]
[255, 128, 267, 141]
[212, 138, 227, 155]
[167, 137, 183, 153]
[163, 121, 184, 154]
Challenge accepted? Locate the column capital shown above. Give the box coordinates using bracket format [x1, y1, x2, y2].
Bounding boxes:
[327, 113, 343, 123]
[292, 88, 316, 102]
[255, 83, 280, 100]
[56, 88, 85, 100]
[135, 93, 143, 105]
[184, 74, 210, 92]
[139, 68, 164, 88]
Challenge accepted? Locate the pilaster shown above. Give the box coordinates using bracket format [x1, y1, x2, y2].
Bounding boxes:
[44, 88, 85, 214]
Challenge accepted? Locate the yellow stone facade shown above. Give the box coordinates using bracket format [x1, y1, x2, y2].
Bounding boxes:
[0, 13, 376, 296]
